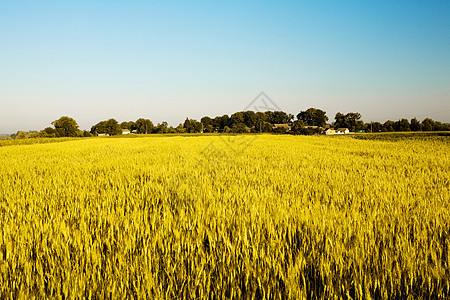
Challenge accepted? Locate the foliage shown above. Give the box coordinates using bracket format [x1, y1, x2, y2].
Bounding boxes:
[290, 120, 305, 134]
[133, 118, 154, 134]
[334, 112, 364, 132]
[51, 116, 80, 137]
[91, 119, 122, 136]
[183, 118, 203, 133]
[297, 108, 328, 127]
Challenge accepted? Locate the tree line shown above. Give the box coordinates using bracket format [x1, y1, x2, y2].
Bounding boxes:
[9, 108, 450, 139]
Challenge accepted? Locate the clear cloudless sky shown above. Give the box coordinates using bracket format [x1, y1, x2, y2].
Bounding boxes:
[1, 0, 449, 133]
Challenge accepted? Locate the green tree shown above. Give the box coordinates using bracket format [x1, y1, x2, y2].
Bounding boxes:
[183, 118, 203, 133]
[334, 112, 362, 132]
[42, 127, 58, 138]
[242, 111, 256, 128]
[383, 120, 395, 132]
[52, 116, 80, 137]
[201, 116, 213, 128]
[297, 108, 328, 127]
[156, 122, 169, 134]
[204, 124, 214, 133]
[106, 119, 122, 135]
[231, 123, 249, 133]
[421, 118, 435, 131]
[134, 118, 154, 134]
[230, 112, 245, 126]
[82, 130, 93, 137]
[121, 121, 135, 129]
[91, 119, 122, 135]
[394, 119, 411, 131]
[91, 121, 107, 135]
[290, 120, 305, 135]
[270, 111, 293, 124]
[410, 118, 422, 131]
[176, 124, 186, 133]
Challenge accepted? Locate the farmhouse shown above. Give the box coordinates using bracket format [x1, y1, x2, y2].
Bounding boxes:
[122, 129, 131, 135]
[273, 124, 291, 131]
[336, 128, 350, 134]
[324, 128, 336, 135]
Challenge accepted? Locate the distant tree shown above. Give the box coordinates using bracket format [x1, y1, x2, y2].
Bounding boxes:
[231, 123, 248, 133]
[134, 118, 154, 134]
[82, 130, 93, 137]
[346, 112, 362, 132]
[52, 116, 80, 137]
[394, 119, 411, 132]
[383, 120, 395, 132]
[201, 116, 213, 129]
[242, 111, 256, 128]
[176, 124, 186, 133]
[121, 121, 135, 129]
[91, 121, 107, 135]
[371, 122, 383, 132]
[106, 119, 122, 135]
[230, 112, 245, 126]
[16, 131, 28, 139]
[290, 120, 305, 134]
[204, 124, 214, 133]
[270, 111, 293, 124]
[91, 119, 122, 135]
[212, 116, 222, 130]
[261, 122, 273, 133]
[421, 118, 435, 131]
[155, 121, 169, 134]
[42, 127, 58, 138]
[220, 115, 230, 129]
[183, 118, 203, 133]
[253, 112, 269, 133]
[410, 118, 422, 131]
[334, 112, 362, 132]
[297, 108, 328, 127]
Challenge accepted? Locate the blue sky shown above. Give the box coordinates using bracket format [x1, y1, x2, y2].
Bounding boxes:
[1, 0, 449, 132]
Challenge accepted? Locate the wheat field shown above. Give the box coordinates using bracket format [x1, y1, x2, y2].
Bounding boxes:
[0, 135, 449, 299]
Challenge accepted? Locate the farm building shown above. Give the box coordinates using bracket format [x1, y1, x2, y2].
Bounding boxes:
[336, 128, 350, 134]
[324, 128, 336, 135]
[122, 129, 131, 135]
[273, 124, 291, 132]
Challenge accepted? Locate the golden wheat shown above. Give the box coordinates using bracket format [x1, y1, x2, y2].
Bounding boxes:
[0, 135, 449, 298]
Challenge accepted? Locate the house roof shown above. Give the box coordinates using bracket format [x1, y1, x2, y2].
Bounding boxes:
[273, 124, 290, 128]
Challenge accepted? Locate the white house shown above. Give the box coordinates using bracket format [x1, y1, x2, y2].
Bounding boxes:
[336, 128, 350, 134]
[324, 128, 336, 135]
[122, 129, 131, 135]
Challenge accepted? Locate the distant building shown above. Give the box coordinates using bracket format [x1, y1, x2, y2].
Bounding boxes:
[122, 129, 131, 135]
[324, 128, 336, 135]
[273, 124, 291, 131]
[97, 133, 109, 137]
[336, 128, 350, 134]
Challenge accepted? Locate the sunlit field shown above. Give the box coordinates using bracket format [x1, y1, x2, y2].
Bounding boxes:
[0, 134, 449, 298]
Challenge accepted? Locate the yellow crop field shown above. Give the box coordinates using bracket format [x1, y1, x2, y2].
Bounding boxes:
[0, 135, 449, 299]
